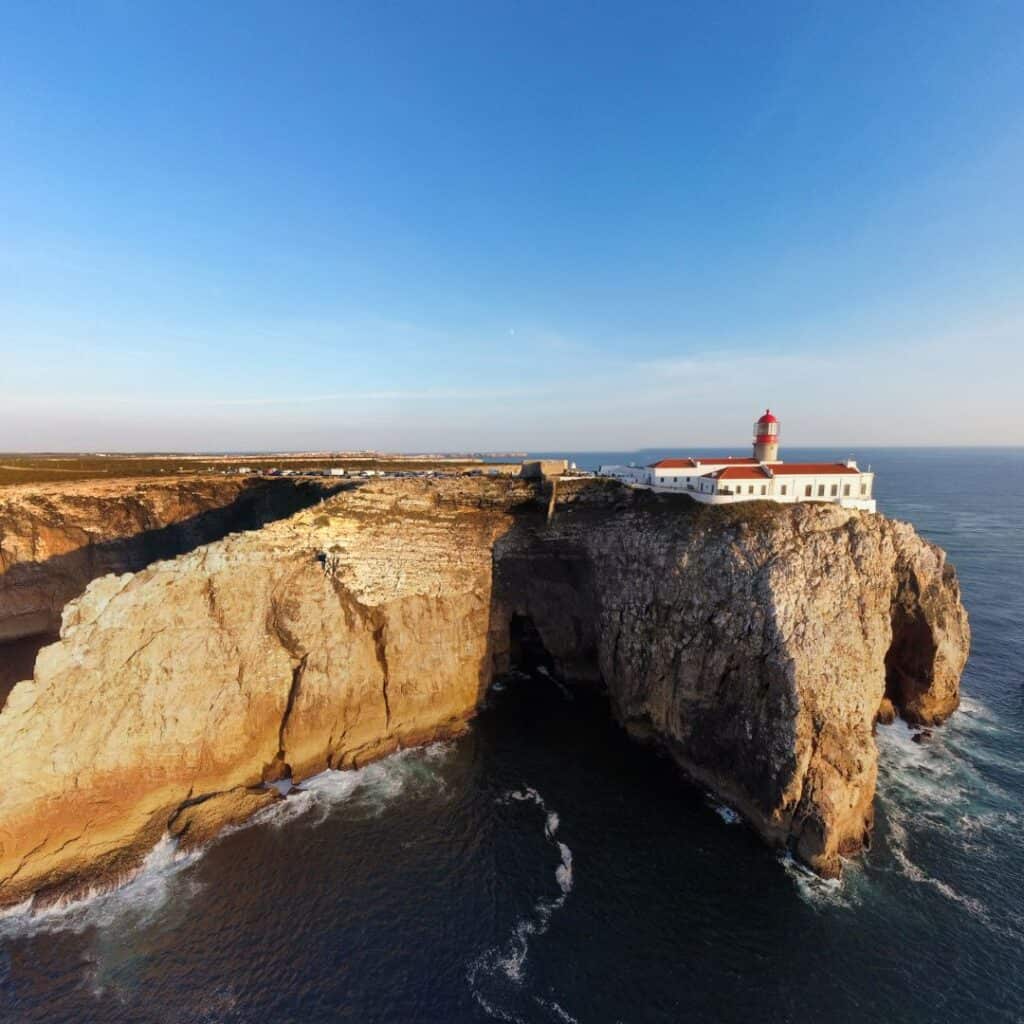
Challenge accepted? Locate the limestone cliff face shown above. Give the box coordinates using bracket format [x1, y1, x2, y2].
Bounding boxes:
[0, 476, 329, 644]
[0, 478, 969, 906]
[494, 483, 970, 877]
[0, 479, 524, 907]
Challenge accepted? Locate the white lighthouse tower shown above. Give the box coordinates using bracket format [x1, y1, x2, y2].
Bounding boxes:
[753, 409, 779, 462]
[599, 405, 874, 511]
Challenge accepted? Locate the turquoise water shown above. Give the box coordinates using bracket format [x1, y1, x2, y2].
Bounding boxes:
[1, 448, 1022, 1023]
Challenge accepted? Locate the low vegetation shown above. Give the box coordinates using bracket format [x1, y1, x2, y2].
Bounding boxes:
[0, 454, 504, 488]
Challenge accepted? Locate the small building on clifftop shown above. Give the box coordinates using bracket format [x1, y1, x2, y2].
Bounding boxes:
[520, 459, 569, 480]
[599, 410, 876, 512]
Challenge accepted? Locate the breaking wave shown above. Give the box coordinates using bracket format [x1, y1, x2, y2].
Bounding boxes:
[0, 742, 454, 939]
[246, 741, 452, 831]
[0, 834, 203, 939]
[778, 852, 862, 911]
[780, 693, 1018, 914]
[875, 711, 1019, 852]
[873, 700, 1024, 941]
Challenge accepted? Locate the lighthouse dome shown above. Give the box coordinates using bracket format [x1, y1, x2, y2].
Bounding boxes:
[753, 409, 780, 461]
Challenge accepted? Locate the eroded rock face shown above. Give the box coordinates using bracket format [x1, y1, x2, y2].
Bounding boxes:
[0, 479, 524, 907]
[0, 475, 330, 643]
[494, 485, 970, 877]
[0, 478, 969, 905]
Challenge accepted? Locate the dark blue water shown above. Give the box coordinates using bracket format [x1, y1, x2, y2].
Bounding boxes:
[2, 448, 1022, 1023]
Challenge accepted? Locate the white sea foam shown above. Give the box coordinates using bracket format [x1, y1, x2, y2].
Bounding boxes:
[882, 803, 991, 920]
[778, 852, 859, 911]
[534, 996, 581, 1023]
[470, 989, 528, 1024]
[243, 742, 453, 832]
[506, 786, 546, 807]
[957, 693, 1001, 726]
[0, 833, 202, 938]
[873, 695, 1024, 940]
[874, 712, 1016, 824]
[878, 803, 1024, 942]
[555, 843, 573, 894]
[0, 896, 35, 921]
[421, 740, 451, 761]
[1, 743, 454, 939]
[710, 801, 741, 825]
[468, 786, 576, 1021]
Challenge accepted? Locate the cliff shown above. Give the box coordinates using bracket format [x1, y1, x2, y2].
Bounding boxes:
[494, 482, 969, 875]
[0, 475, 331, 645]
[0, 477, 969, 907]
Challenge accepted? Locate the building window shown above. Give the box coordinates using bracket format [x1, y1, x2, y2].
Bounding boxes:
[843, 484, 850, 496]
[830, 484, 838, 497]
[781, 485, 788, 495]
[861, 482, 868, 495]
[804, 485, 812, 497]
[817, 485, 825, 496]
[760, 485, 766, 495]
[748, 485, 754, 494]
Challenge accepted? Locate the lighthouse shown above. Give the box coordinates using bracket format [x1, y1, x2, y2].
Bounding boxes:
[599, 406, 875, 511]
[753, 409, 779, 462]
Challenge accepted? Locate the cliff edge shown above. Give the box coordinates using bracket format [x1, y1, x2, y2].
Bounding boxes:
[0, 475, 330, 644]
[494, 482, 969, 875]
[0, 477, 969, 906]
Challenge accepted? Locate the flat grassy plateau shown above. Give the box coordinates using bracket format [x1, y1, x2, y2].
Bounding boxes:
[0, 454, 501, 487]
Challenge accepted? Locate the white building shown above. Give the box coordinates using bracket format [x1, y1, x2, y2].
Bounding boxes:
[599, 410, 876, 512]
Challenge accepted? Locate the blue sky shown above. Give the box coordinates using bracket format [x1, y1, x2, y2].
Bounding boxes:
[2, 1, 1023, 451]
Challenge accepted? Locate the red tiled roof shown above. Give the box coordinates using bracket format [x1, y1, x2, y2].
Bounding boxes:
[715, 466, 771, 480]
[715, 462, 861, 481]
[651, 458, 862, 477]
[767, 463, 860, 475]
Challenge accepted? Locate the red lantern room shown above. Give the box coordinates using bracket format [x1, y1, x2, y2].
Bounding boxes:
[753, 409, 779, 462]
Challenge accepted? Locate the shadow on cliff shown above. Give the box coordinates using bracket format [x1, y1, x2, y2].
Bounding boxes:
[486, 485, 604, 692]
[0, 478, 348, 707]
[484, 482, 785, 697]
[487, 482, 962, 730]
[479, 479, 966, 877]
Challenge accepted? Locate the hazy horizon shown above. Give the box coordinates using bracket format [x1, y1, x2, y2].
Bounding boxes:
[3, 3, 1023, 450]
[4, 443, 1024, 458]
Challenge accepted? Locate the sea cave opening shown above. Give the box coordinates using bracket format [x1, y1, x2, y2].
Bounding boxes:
[508, 613, 559, 677]
[883, 602, 937, 721]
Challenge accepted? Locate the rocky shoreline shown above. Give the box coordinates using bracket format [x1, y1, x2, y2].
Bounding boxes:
[0, 476, 969, 908]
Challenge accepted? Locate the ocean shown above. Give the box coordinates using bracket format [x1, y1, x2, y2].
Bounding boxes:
[1, 448, 1022, 1023]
